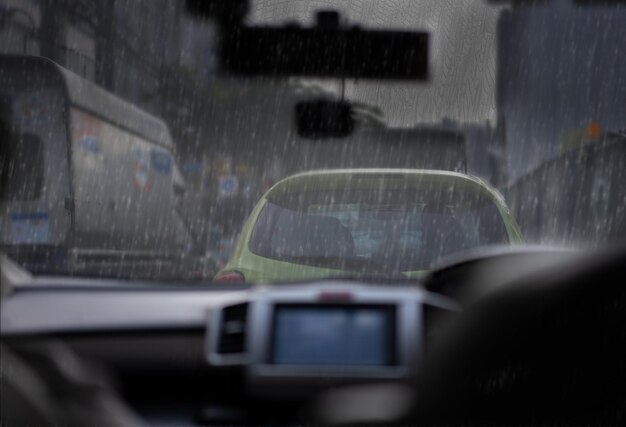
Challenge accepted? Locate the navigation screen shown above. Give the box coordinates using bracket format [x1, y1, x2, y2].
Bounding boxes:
[272, 305, 396, 366]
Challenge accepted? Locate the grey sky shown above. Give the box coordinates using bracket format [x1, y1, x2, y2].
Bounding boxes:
[249, 0, 504, 126]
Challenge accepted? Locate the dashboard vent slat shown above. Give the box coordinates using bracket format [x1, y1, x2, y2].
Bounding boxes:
[217, 303, 248, 355]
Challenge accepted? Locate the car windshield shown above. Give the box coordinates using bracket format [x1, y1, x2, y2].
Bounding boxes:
[0, 0, 624, 283]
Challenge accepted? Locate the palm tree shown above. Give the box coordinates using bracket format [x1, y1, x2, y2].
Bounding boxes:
[289, 78, 387, 129]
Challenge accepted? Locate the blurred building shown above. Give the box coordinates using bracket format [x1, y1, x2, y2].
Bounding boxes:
[494, 0, 626, 183]
[493, 0, 626, 245]
[0, 0, 40, 56]
[0, 0, 189, 119]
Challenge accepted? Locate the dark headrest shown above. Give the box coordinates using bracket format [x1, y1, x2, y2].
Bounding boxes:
[273, 214, 354, 258]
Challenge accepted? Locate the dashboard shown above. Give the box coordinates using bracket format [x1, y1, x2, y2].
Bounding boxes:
[2, 245, 624, 426]
[0, 276, 458, 425]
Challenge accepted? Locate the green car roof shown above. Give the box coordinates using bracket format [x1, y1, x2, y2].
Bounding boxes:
[265, 169, 508, 203]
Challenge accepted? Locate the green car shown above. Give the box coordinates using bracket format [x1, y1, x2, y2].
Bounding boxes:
[215, 169, 523, 283]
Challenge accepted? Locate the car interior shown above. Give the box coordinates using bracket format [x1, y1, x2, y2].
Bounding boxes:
[1, 0, 625, 426]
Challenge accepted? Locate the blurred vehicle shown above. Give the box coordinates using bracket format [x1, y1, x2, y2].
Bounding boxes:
[506, 130, 626, 246]
[215, 169, 522, 283]
[0, 55, 214, 279]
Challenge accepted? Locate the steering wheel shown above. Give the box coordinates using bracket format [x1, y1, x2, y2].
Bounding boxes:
[412, 245, 626, 425]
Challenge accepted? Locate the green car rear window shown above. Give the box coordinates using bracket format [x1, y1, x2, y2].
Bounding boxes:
[249, 187, 509, 272]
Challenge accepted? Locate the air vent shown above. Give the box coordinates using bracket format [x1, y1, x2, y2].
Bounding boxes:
[217, 302, 248, 355]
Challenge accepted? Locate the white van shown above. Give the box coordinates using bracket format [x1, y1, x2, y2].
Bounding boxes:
[0, 55, 213, 279]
